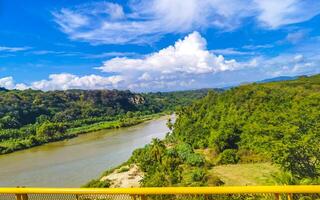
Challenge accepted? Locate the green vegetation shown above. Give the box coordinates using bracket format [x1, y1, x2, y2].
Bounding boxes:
[216, 149, 239, 165]
[0, 89, 209, 154]
[128, 138, 212, 187]
[171, 75, 320, 184]
[92, 74, 319, 188]
[83, 179, 111, 188]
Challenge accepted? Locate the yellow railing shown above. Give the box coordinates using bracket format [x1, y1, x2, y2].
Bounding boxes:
[0, 186, 319, 200]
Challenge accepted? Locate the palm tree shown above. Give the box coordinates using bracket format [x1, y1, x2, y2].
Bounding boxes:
[150, 138, 165, 164]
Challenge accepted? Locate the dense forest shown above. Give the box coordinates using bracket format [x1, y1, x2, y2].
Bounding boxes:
[94, 75, 320, 188]
[0, 88, 209, 154]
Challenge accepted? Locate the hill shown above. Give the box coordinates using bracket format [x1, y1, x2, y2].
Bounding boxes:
[256, 75, 299, 83]
[101, 74, 320, 187]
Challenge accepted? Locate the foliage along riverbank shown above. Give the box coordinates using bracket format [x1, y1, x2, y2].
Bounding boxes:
[0, 112, 167, 155]
[85, 74, 320, 189]
[0, 89, 210, 154]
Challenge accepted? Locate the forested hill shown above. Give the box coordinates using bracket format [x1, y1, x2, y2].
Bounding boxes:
[0, 89, 209, 129]
[126, 74, 320, 187]
[0, 88, 210, 154]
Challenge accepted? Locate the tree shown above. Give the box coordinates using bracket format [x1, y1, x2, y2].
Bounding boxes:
[150, 138, 166, 163]
[0, 115, 20, 129]
[272, 135, 320, 178]
[36, 122, 66, 139]
[36, 115, 50, 124]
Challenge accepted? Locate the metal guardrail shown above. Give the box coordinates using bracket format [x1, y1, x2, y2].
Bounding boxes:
[0, 186, 319, 200]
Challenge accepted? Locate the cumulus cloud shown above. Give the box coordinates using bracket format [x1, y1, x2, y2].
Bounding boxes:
[97, 31, 243, 90]
[52, 0, 320, 44]
[0, 77, 28, 90]
[0, 77, 15, 89]
[1, 74, 124, 91]
[30, 74, 124, 91]
[99, 32, 239, 74]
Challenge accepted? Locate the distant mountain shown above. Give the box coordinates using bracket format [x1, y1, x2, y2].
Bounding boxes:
[220, 76, 302, 90]
[0, 87, 8, 92]
[256, 76, 299, 83]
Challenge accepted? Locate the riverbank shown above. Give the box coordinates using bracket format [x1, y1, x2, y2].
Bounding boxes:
[0, 112, 169, 155]
[67, 113, 167, 135]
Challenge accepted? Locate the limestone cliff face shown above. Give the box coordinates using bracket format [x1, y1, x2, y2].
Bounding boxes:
[129, 95, 145, 105]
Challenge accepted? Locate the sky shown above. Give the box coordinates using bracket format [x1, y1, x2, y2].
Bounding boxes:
[1, 0, 320, 91]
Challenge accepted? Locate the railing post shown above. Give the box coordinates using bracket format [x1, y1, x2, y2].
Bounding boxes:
[15, 194, 21, 200]
[130, 194, 137, 200]
[287, 193, 292, 200]
[15, 194, 28, 200]
[275, 193, 281, 200]
[140, 195, 147, 200]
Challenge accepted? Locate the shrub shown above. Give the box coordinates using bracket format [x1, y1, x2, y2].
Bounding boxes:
[216, 149, 240, 165]
[191, 168, 207, 182]
[176, 143, 193, 160]
[82, 179, 110, 188]
[186, 153, 205, 167]
[118, 166, 130, 173]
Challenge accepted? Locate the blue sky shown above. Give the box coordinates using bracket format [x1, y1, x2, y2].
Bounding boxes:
[1, 0, 320, 91]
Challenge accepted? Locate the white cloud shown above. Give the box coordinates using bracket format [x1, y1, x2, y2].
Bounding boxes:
[29, 50, 80, 57]
[250, 53, 319, 77]
[293, 54, 304, 62]
[52, 0, 320, 44]
[84, 52, 137, 59]
[0, 46, 31, 52]
[0, 74, 124, 91]
[30, 73, 124, 91]
[255, 0, 320, 29]
[242, 44, 274, 50]
[96, 31, 244, 90]
[99, 32, 239, 74]
[0, 77, 15, 89]
[285, 30, 308, 44]
[211, 48, 254, 55]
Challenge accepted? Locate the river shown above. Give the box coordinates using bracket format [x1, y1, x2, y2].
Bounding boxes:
[0, 116, 171, 187]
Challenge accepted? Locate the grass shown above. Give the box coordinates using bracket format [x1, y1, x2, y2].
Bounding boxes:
[210, 162, 280, 186]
